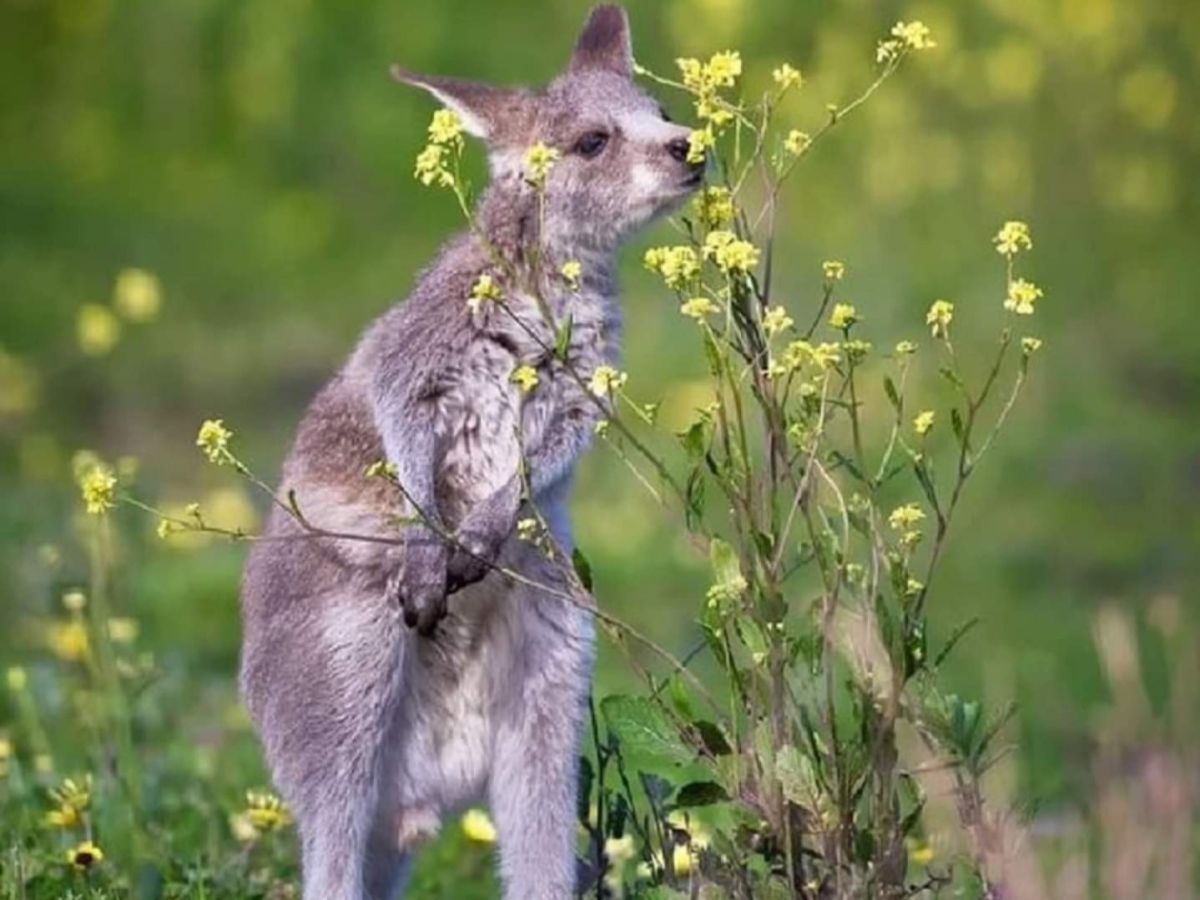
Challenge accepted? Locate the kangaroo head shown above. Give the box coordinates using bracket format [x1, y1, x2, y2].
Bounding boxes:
[393, 5, 703, 250]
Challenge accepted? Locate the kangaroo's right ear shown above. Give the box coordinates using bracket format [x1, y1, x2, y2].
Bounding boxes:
[391, 67, 520, 140]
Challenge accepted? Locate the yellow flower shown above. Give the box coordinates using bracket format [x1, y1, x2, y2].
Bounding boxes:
[680, 296, 719, 321]
[812, 342, 842, 370]
[844, 339, 872, 363]
[516, 518, 540, 543]
[877, 40, 903, 65]
[677, 57, 706, 91]
[113, 268, 162, 322]
[895, 340, 918, 356]
[694, 186, 735, 228]
[468, 273, 505, 313]
[523, 142, 560, 186]
[644, 245, 700, 289]
[773, 63, 802, 91]
[926, 300, 954, 338]
[893, 21, 936, 51]
[155, 519, 174, 540]
[913, 410, 935, 436]
[905, 577, 925, 596]
[706, 51, 742, 87]
[784, 129, 811, 156]
[908, 838, 935, 865]
[829, 303, 858, 330]
[243, 790, 292, 833]
[589, 365, 627, 398]
[822, 260, 845, 281]
[229, 812, 259, 843]
[994, 220, 1032, 257]
[47, 620, 89, 662]
[107, 618, 139, 644]
[762, 306, 794, 337]
[427, 108, 463, 145]
[77, 304, 120, 357]
[414, 143, 452, 187]
[511, 365, 539, 393]
[560, 260, 582, 290]
[62, 590, 86, 613]
[1021, 336, 1043, 355]
[196, 419, 232, 464]
[1004, 278, 1043, 315]
[79, 465, 117, 516]
[47, 776, 92, 830]
[888, 503, 926, 532]
[6, 667, 27, 692]
[461, 808, 497, 843]
[704, 231, 760, 273]
[686, 127, 714, 165]
[67, 840, 103, 870]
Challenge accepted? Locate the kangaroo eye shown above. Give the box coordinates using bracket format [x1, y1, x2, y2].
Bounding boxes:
[574, 131, 610, 158]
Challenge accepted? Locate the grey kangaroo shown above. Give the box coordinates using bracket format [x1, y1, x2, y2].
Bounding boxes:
[239, 6, 702, 898]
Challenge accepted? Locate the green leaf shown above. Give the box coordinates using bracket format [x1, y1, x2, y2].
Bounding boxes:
[554, 314, 574, 361]
[675, 780, 729, 808]
[694, 719, 732, 756]
[571, 547, 594, 592]
[883, 375, 901, 412]
[776, 744, 819, 807]
[950, 407, 966, 445]
[710, 537, 742, 591]
[600, 695, 694, 769]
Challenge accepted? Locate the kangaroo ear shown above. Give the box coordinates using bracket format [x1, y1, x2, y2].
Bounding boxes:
[569, 5, 633, 78]
[391, 67, 517, 139]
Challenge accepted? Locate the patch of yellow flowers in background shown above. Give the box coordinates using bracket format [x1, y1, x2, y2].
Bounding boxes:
[77, 267, 163, 357]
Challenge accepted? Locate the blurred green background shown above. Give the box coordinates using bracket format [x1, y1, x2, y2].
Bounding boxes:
[1, 0, 1198, 866]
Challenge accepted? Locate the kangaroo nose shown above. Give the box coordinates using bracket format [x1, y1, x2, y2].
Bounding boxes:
[666, 136, 691, 163]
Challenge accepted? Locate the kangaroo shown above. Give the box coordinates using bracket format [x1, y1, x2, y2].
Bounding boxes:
[238, 6, 702, 899]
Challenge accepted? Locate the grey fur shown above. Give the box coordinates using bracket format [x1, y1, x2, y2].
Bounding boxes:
[239, 6, 700, 898]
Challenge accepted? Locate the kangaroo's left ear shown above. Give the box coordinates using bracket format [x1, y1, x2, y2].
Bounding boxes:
[568, 5, 633, 79]
[391, 67, 523, 140]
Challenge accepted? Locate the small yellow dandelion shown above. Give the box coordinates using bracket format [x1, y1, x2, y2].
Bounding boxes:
[511, 365, 539, 393]
[762, 306, 794, 337]
[79, 466, 117, 516]
[589, 365, 627, 398]
[680, 296, 719, 321]
[994, 220, 1032, 257]
[523, 142, 560, 186]
[913, 410, 935, 436]
[196, 419, 232, 464]
[926, 300, 954, 338]
[462, 808, 498, 843]
[829, 303, 858, 331]
[1004, 278, 1043, 315]
[67, 840, 103, 871]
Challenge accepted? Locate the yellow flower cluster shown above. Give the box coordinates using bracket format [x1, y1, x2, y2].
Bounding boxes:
[45, 775, 92, 829]
[79, 465, 117, 516]
[414, 108, 464, 188]
[589, 365, 627, 398]
[676, 51, 743, 163]
[511, 365, 539, 393]
[1004, 277, 1043, 315]
[895, 340, 918, 356]
[468, 273, 504, 313]
[680, 296, 719, 321]
[775, 339, 840, 377]
[645, 245, 700, 289]
[877, 20, 936, 64]
[703, 231, 760, 273]
[694, 186, 735, 229]
[994, 220, 1032, 257]
[523, 142, 560, 187]
[762, 306, 794, 337]
[829, 303, 858, 330]
[889, 502, 926, 545]
[1021, 336, 1043, 355]
[772, 63, 802, 91]
[196, 419, 233, 464]
[244, 790, 292, 832]
[784, 129, 811, 156]
[822, 260, 846, 281]
[560, 260, 582, 290]
[926, 300, 954, 338]
[913, 410, 936, 436]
